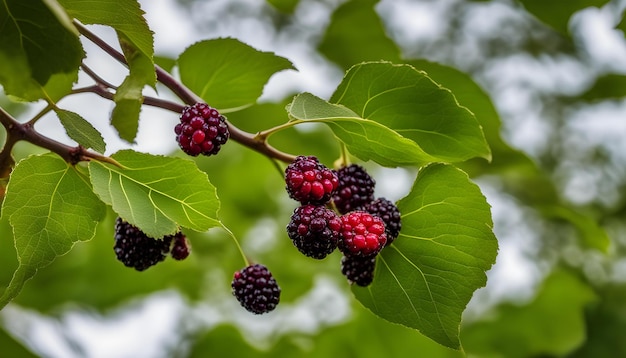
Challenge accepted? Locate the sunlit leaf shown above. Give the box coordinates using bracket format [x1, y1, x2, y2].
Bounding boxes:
[286, 92, 438, 167]
[330, 62, 491, 163]
[353, 164, 498, 349]
[178, 38, 295, 111]
[89, 150, 220, 238]
[0, 154, 105, 309]
[55, 109, 106, 153]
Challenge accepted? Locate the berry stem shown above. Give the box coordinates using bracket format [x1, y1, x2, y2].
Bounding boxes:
[74, 20, 297, 164]
[220, 222, 250, 267]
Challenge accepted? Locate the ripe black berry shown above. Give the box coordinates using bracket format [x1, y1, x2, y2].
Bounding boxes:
[338, 211, 387, 257]
[113, 217, 172, 271]
[364, 198, 402, 246]
[286, 204, 341, 259]
[232, 264, 281, 314]
[170, 233, 191, 260]
[341, 255, 376, 287]
[285, 156, 339, 204]
[332, 164, 376, 214]
[175, 103, 229, 156]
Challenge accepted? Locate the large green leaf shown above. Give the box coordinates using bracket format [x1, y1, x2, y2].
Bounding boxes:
[55, 108, 106, 153]
[0, 154, 106, 309]
[58, 0, 156, 142]
[519, 0, 610, 34]
[286, 92, 438, 167]
[330, 62, 491, 163]
[463, 270, 597, 357]
[178, 38, 295, 111]
[353, 164, 498, 349]
[88, 150, 220, 238]
[58, 0, 154, 60]
[318, 0, 400, 69]
[0, 0, 83, 101]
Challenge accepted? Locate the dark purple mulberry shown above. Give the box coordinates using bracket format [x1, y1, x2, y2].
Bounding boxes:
[341, 255, 376, 286]
[332, 164, 376, 214]
[285, 156, 339, 204]
[232, 264, 281, 314]
[113, 217, 172, 271]
[286, 204, 341, 259]
[175, 103, 229, 156]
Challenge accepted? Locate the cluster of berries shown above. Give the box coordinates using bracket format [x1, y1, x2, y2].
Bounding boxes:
[113, 217, 191, 271]
[175, 103, 229, 157]
[285, 156, 401, 286]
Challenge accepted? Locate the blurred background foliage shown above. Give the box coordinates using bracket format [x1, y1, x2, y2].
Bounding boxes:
[2, 0, 626, 356]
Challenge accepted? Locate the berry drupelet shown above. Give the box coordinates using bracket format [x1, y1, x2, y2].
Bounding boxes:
[285, 156, 339, 204]
[286, 204, 341, 259]
[232, 264, 281, 314]
[338, 211, 387, 257]
[332, 164, 376, 214]
[364, 197, 402, 246]
[175, 103, 229, 156]
[341, 255, 376, 287]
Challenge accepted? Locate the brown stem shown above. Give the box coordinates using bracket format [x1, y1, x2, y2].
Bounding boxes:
[73, 20, 297, 164]
[0, 107, 122, 167]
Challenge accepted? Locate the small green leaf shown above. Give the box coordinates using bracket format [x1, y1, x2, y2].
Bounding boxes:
[353, 164, 498, 349]
[331, 62, 491, 163]
[519, 0, 610, 34]
[55, 109, 106, 153]
[318, 0, 400, 69]
[0, 0, 83, 101]
[0, 154, 105, 309]
[286, 92, 438, 167]
[178, 38, 295, 111]
[88, 150, 220, 238]
[110, 32, 157, 142]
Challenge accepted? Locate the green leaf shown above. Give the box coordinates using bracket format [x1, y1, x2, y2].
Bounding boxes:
[463, 270, 597, 357]
[353, 164, 498, 349]
[518, 0, 610, 34]
[286, 92, 439, 167]
[57, 0, 154, 60]
[0, 0, 83, 101]
[266, 0, 300, 13]
[575, 74, 626, 101]
[0, 154, 105, 309]
[88, 150, 220, 238]
[110, 32, 157, 142]
[331, 62, 491, 163]
[318, 0, 400, 69]
[55, 109, 106, 153]
[178, 38, 295, 111]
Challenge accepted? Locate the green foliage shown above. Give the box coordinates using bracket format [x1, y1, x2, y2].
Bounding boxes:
[178, 38, 295, 111]
[318, 0, 400, 69]
[55, 109, 106, 153]
[0, 154, 105, 309]
[354, 164, 497, 348]
[462, 270, 598, 357]
[89, 150, 220, 238]
[518, 0, 611, 34]
[331, 62, 491, 163]
[0, 0, 619, 356]
[0, 0, 83, 101]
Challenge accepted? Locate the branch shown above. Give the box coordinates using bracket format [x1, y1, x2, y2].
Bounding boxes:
[73, 20, 297, 164]
[0, 107, 122, 167]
